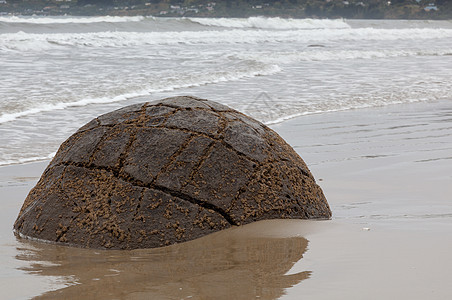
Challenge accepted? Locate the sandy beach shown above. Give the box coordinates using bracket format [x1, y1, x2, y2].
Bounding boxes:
[1, 99, 451, 299]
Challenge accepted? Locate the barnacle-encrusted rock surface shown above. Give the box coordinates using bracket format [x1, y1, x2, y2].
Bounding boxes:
[14, 96, 331, 249]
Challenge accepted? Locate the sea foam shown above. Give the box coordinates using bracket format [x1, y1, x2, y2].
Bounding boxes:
[3, 27, 452, 52]
[0, 63, 281, 124]
[188, 17, 351, 30]
[236, 49, 452, 64]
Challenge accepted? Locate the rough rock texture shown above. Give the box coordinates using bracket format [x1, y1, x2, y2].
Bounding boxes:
[14, 96, 331, 249]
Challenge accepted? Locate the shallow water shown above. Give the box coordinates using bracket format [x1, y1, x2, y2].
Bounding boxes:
[274, 100, 452, 231]
[17, 224, 309, 300]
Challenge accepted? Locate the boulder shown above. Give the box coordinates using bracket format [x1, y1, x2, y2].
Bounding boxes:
[14, 96, 331, 249]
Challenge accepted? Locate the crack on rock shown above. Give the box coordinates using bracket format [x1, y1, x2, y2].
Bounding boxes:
[148, 103, 178, 125]
[133, 189, 145, 219]
[87, 128, 111, 166]
[161, 125, 217, 140]
[228, 161, 265, 215]
[215, 114, 228, 138]
[180, 140, 216, 189]
[117, 127, 138, 172]
[157, 103, 230, 117]
[52, 161, 237, 226]
[154, 184, 237, 226]
[152, 134, 195, 184]
[176, 112, 228, 189]
[78, 107, 269, 170]
[219, 139, 260, 165]
[137, 102, 150, 125]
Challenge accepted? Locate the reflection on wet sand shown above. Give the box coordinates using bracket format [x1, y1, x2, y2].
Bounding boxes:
[16, 221, 310, 299]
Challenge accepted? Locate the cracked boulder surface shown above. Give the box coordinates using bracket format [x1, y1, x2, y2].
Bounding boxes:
[13, 96, 331, 250]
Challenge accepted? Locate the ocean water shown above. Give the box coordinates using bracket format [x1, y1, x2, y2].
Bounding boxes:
[1, 16, 452, 166]
[1, 16, 452, 299]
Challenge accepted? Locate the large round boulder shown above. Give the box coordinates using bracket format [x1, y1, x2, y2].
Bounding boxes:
[14, 96, 331, 249]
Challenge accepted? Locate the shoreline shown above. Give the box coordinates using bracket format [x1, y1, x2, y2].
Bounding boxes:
[1, 99, 451, 298]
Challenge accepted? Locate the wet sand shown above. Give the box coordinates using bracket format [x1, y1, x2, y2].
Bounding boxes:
[1, 99, 452, 299]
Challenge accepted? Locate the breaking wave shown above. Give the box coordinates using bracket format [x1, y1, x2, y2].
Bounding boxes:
[236, 49, 452, 64]
[2, 27, 452, 51]
[188, 16, 351, 29]
[0, 16, 349, 29]
[0, 63, 281, 124]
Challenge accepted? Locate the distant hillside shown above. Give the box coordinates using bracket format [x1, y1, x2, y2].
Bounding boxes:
[2, 0, 452, 19]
